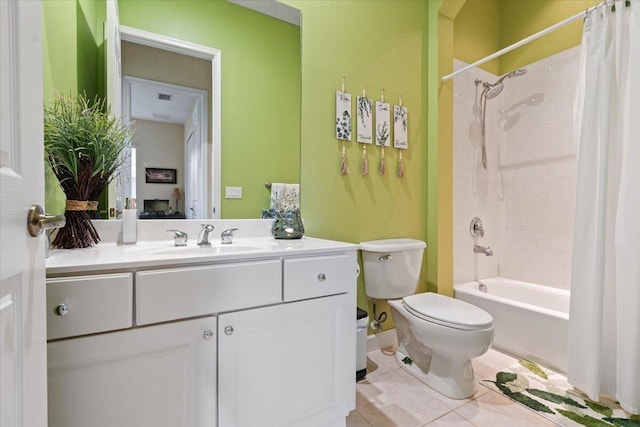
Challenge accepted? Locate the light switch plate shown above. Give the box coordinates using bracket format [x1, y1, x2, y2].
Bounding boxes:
[225, 186, 242, 199]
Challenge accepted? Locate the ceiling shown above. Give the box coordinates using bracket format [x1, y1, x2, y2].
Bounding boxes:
[130, 84, 198, 125]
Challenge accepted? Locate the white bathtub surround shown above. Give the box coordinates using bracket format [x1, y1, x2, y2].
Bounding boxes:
[455, 278, 569, 374]
[568, 3, 640, 415]
[453, 47, 580, 290]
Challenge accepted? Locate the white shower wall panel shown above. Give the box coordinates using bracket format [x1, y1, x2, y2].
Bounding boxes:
[453, 46, 580, 290]
[452, 61, 501, 285]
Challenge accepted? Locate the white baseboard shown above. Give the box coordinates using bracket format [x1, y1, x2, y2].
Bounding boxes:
[366, 328, 397, 353]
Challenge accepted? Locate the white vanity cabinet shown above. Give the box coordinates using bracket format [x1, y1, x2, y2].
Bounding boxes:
[47, 317, 217, 427]
[218, 294, 353, 427]
[46, 239, 357, 427]
[218, 253, 356, 427]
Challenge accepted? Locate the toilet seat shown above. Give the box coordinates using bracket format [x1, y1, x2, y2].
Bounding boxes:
[402, 293, 493, 331]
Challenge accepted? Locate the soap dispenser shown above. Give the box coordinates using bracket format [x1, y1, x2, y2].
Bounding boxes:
[122, 198, 138, 244]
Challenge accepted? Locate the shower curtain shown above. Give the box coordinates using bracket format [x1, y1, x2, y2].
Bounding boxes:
[568, 0, 639, 414]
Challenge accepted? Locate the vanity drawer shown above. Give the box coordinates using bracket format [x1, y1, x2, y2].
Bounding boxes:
[47, 273, 133, 340]
[283, 254, 354, 301]
[135, 260, 282, 325]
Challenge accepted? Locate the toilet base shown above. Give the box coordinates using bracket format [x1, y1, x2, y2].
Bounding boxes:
[394, 349, 477, 400]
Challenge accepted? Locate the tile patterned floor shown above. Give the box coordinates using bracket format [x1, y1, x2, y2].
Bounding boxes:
[348, 348, 557, 427]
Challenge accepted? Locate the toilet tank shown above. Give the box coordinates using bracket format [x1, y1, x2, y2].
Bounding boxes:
[359, 238, 426, 300]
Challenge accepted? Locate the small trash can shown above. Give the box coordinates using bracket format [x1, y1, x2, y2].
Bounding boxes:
[356, 308, 369, 381]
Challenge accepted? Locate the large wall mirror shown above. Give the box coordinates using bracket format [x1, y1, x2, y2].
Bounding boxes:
[109, 0, 301, 220]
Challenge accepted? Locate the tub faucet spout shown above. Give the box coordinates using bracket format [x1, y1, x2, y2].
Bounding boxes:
[474, 244, 493, 256]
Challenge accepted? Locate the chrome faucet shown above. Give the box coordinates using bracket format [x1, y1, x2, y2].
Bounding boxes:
[220, 228, 238, 244]
[197, 224, 215, 246]
[474, 244, 493, 256]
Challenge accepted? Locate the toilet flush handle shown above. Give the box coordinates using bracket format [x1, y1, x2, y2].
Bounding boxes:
[379, 254, 392, 262]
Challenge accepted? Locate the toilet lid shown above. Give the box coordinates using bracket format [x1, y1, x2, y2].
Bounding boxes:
[403, 293, 493, 330]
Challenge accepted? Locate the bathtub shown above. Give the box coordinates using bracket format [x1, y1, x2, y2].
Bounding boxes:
[454, 277, 570, 373]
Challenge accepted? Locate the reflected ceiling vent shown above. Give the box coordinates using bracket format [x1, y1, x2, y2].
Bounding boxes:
[157, 93, 172, 101]
[152, 113, 171, 121]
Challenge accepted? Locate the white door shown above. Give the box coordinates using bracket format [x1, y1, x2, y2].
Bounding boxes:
[0, 1, 48, 426]
[185, 100, 204, 219]
[47, 317, 217, 427]
[105, 0, 123, 216]
[218, 294, 353, 427]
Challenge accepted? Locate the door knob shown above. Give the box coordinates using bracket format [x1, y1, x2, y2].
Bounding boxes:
[27, 204, 66, 237]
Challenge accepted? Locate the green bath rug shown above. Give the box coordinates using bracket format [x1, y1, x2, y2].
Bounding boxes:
[481, 360, 639, 427]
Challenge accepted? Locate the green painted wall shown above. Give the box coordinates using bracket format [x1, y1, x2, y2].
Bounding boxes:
[118, 0, 300, 219]
[42, 0, 105, 215]
[453, 0, 501, 75]
[285, 0, 432, 328]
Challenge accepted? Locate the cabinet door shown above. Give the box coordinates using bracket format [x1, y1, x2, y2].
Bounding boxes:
[218, 294, 354, 427]
[47, 317, 216, 427]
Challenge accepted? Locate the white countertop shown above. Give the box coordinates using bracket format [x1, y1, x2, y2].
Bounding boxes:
[46, 236, 358, 275]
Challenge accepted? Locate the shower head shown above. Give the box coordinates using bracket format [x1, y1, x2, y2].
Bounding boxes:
[481, 68, 527, 100]
[495, 68, 528, 85]
[476, 67, 528, 170]
[484, 83, 504, 99]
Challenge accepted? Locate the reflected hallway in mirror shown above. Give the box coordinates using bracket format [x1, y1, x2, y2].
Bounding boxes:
[123, 74, 208, 220]
[118, 35, 217, 220]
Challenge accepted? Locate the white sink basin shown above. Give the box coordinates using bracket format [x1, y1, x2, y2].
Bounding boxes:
[153, 245, 262, 256]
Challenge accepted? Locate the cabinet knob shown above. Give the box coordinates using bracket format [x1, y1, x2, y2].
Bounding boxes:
[203, 329, 213, 341]
[224, 325, 234, 336]
[56, 303, 69, 316]
[317, 273, 326, 281]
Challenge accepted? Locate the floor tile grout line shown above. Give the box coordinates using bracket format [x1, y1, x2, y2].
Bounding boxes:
[419, 408, 456, 426]
[355, 409, 372, 427]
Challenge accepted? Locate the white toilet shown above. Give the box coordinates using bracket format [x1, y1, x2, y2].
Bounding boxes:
[360, 238, 494, 399]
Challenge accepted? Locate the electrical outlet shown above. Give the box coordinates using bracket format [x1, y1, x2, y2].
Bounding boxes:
[225, 186, 242, 199]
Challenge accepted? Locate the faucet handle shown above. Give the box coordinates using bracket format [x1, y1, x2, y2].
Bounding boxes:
[166, 229, 188, 246]
[469, 217, 485, 238]
[221, 228, 239, 244]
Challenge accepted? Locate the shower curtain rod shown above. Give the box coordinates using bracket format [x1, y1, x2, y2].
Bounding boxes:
[441, 0, 626, 82]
